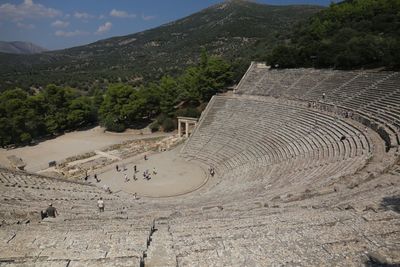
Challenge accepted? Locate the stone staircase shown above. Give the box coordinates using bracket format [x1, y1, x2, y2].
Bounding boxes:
[1, 64, 400, 266]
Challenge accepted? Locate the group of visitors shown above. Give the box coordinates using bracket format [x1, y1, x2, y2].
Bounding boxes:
[102, 184, 112, 193]
[114, 154, 158, 183]
[41, 198, 107, 219]
[116, 164, 128, 172]
[118, 165, 158, 182]
[142, 168, 157, 180]
[82, 172, 101, 183]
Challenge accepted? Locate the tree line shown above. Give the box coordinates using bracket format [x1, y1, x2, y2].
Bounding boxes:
[0, 51, 232, 147]
[267, 0, 400, 69]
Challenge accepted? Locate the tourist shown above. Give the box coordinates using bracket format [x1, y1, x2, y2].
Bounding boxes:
[134, 165, 137, 173]
[46, 203, 58, 218]
[209, 167, 215, 177]
[133, 173, 137, 181]
[94, 174, 100, 183]
[40, 209, 48, 220]
[322, 93, 326, 100]
[97, 197, 104, 212]
[116, 164, 119, 172]
[133, 193, 137, 199]
[153, 167, 157, 175]
[103, 184, 112, 194]
[144, 155, 148, 160]
[124, 173, 129, 182]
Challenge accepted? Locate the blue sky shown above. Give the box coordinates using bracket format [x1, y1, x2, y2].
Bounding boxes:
[0, 0, 337, 50]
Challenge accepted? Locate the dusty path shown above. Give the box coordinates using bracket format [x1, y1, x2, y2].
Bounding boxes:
[93, 145, 207, 198]
[0, 126, 171, 172]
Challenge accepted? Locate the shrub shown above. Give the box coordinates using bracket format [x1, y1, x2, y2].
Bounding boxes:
[156, 113, 167, 125]
[149, 121, 160, 132]
[162, 118, 175, 132]
[102, 115, 126, 132]
[20, 132, 32, 144]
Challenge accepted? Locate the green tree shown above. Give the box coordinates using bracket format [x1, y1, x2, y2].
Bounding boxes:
[99, 83, 137, 131]
[158, 76, 181, 117]
[267, 0, 400, 69]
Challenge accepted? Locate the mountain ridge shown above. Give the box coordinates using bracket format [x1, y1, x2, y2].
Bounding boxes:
[0, 1, 324, 91]
[0, 41, 47, 55]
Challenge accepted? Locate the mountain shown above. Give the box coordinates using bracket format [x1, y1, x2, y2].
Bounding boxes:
[0, 41, 47, 55]
[0, 0, 323, 91]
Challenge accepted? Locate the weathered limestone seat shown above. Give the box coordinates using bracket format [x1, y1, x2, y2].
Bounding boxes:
[1, 64, 400, 266]
[236, 62, 400, 150]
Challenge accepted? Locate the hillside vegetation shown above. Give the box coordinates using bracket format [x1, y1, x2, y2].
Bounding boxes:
[0, 1, 322, 91]
[3, 0, 400, 146]
[0, 51, 232, 146]
[267, 0, 400, 69]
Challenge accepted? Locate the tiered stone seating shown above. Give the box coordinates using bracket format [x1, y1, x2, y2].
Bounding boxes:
[0, 219, 149, 265]
[235, 63, 400, 150]
[1, 64, 399, 266]
[168, 205, 399, 266]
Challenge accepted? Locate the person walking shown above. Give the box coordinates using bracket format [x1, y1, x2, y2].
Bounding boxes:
[97, 197, 104, 212]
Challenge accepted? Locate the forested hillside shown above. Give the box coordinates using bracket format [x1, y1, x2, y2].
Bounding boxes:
[267, 0, 400, 69]
[0, 0, 322, 91]
[0, 51, 232, 146]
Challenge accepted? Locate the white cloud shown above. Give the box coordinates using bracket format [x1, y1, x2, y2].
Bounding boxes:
[98, 14, 106, 20]
[142, 14, 156, 21]
[110, 9, 136, 18]
[74, 12, 94, 20]
[0, 0, 61, 21]
[51, 20, 69, 28]
[95, 22, 112, 35]
[55, 30, 88, 37]
[16, 21, 35, 29]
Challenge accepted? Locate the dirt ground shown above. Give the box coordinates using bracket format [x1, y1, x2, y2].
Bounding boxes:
[0, 126, 171, 172]
[91, 145, 207, 198]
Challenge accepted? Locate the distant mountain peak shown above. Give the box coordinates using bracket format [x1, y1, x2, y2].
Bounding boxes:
[0, 41, 47, 55]
[212, 0, 265, 11]
[225, 0, 254, 3]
